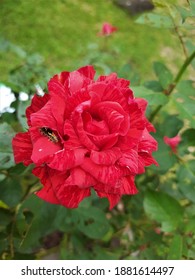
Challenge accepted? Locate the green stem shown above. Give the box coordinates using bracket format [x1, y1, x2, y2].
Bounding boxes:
[150, 51, 195, 122]
[174, 50, 195, 84]
[166, 50, 195, 96]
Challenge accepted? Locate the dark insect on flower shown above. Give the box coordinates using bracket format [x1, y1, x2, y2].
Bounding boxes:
[40, 127, 58, 143]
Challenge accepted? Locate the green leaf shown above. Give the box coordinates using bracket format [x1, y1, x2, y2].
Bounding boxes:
[153, 62, 173, 89]
[144, 80, 164, 92]
[72, 206, 110, 239]
[177, 0, 195, 23]
[144, 191, 183, 232]
[167, 235, 183, 260]
[185, 41, 195, 68]
[150, 137, 177, 174]
[185, 215, 195, 233]
[155, 113, 183, 138]
[171, 81, 195, 128]
[0, 209, 12, 227]
[136, 13, 174, 28]
[17, 196, 68, 253]
[179, 128, 195, 156]
[17, 100, 30, 130]
[177, 161, 195, 203]
[0, 123, 15, 169]
[0, 200, 9, 209]
[0, 177, 23, 208]
[118, 64, 140, 86]
[132, 86, 167, 106]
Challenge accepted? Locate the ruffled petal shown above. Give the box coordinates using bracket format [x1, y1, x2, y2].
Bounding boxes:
[77, 65, 96, 80]
[93, 101, 130, 136]
[50, 95, 67, 136]
[138, 152, 158, 174]
[97, 73, 130, 88]
[26, 94, 50, 126]
[118, 149, 138, 174]
[128, 101, 145, 130]
[30, 127, 62, 165]
[139, 129, 158, 153]
[65, 167, 97, 188]
[33, 166, 60, 204]
[118, 176, 138, 195]
[102, 85, 130, 111]
[39, 167, 91, 208]
[83, 112, 109, 135]
[56, 184, 91, 208]
[64, 89, 90, 118]
[73, 111, 98, 150]
[63, 120, 82, 149]
[81, 158, 123, 186]
[48, 72, 69, 97]
[89, 133, 119, 150]
[90, 147, 122, 165]
[96, 190, 121, 210]
[30, 100, 57, 130]
[12, 132, 33, 166]
[48, 148, 87, 171]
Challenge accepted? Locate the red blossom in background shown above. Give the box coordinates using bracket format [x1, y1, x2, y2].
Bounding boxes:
[163, 135, 181, 154]
[98, 22, 117, 36]
[12, 65, 158, 209]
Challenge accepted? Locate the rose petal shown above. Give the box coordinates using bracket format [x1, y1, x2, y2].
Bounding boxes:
[63, 120, 82, 148]
[77, 65, 96, 80]
[89, 133, 119, 150]
[81, 157, 123, 186]
[139, 129, 158, 153]
[138, 152, 158, 174]
[164, 135, 181, 153]
[65, 167, 97, 188]
[93, 101, 130, 135]
[73, 111, 98, 150]
[97, 73, 130, 88]
[12, 132, 33, 166]
[26, 94, 50, 126]
[56, 184, 91, 208]
[90, 147, 122, 165]
[48, 72, 69, 96]
[102, 85, 130, 111]
[33, 166, 60, 204]
[31, 135, 61, 165]
[83, 111, 109, 135]
[30, 100, 57, 130]
[118, 176, 138, 195]
[118, 149, 138, 174]
[65, 89, 90, 118]
[37, 167, 91, 208]
[96, 190, 121, 209]
[48, 148, 87, 171]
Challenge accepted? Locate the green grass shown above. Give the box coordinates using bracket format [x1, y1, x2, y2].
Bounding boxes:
[0, 0, 186, 83]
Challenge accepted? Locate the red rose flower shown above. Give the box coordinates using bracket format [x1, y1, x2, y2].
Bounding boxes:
[164, 135, 181, 154]
[98, 22, 117, 36]
[12, 65, 158, 209]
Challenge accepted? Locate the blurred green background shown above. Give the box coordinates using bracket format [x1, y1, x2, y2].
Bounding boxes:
[0, 0, 185, 82]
